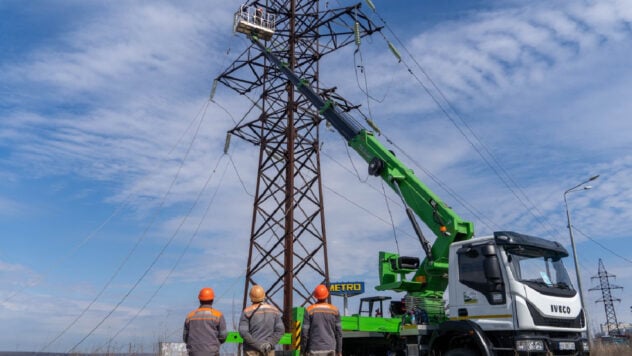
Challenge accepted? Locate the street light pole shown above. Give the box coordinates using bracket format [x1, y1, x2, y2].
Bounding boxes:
[563, 174, 599, 344]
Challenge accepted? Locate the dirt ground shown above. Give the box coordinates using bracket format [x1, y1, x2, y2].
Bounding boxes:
[591, 341, 632, 355]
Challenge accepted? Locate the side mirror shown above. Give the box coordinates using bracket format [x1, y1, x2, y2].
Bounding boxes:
[483, 254, 505, 303]
[483, 255, 502, 282]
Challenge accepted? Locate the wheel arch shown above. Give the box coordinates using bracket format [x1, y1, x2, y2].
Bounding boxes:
[429, 320, 494, 356]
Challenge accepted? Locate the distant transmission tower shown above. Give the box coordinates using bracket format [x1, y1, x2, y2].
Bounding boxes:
[215, 1, 379, 328]
[589, 258, 623, 336]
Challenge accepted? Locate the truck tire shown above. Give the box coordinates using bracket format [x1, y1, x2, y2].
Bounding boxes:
[445, 348, 477, 356]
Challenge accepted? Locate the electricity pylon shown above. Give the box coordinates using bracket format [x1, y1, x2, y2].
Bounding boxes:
[216, 1, 379, 328]
[589, 259, 623, 336]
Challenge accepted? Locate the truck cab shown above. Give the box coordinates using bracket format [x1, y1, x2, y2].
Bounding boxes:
[445, 231, 589, 354]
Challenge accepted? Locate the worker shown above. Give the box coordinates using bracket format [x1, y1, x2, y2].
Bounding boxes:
[254, 7, 264, 26]
[301, 284, 342, 356]
[183, 287, 227, 356]
[238, 285, 285, 356]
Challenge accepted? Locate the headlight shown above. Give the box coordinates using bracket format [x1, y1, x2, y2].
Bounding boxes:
[516, 339, 545, 352]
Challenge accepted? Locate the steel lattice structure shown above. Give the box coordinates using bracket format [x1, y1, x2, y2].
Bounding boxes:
[589, 258, 623, 336]
[216, 0, 379, 328]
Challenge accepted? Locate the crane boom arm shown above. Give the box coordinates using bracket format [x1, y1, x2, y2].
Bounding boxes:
[250, 37, 474, 296]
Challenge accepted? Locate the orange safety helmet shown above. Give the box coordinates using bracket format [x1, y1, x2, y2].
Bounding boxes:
[313, 284, 329, 301]
[249, 285, 266, 303]
[198, 287, 215, 302]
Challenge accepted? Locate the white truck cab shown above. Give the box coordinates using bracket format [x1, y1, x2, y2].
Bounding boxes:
[446, 231, 589, 354]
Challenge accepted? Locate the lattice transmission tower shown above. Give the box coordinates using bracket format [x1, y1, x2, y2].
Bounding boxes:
[589, 258, 623, 336]
[215, 1, 379, 328]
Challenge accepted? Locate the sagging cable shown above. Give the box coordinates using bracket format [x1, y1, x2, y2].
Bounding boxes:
[392, 179, 433, 262]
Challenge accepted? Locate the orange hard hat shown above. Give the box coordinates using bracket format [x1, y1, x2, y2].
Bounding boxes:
[249, 285, 266, 303]
[313, 284, 329, 300]
[198, 287, 215, 302]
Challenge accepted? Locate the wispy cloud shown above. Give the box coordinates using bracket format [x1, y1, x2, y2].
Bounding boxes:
[410, 1, 632, 102]
[0, 1, 239, 200]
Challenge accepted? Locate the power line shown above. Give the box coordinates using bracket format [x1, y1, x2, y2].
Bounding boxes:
[3, 197, 131, 305]
[573, 227, 632, 265]
[381, 180, 401, 255]
[5, 100, 214, 307]
[228, 153, 254, 197]
[323, 184, 416, 243]
[352, 3, 628, 275]
[96, 155, 230, 351]
[64, 101, 211, 353]
[364, 2, 555, 234]
[324, 100, 502, 233]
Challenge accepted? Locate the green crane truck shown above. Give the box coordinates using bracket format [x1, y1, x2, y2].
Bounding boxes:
[232, 6, 589, 355]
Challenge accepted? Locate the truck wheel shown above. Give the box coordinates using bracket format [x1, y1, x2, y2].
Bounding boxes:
[445, 348, 477, 356]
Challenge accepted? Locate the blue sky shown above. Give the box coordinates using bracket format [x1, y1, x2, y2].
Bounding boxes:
[1, 0, 632, 352]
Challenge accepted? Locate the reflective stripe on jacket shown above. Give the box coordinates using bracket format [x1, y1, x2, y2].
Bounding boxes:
[183, 304, 227, 355]
[301, 302, 342, 353]
[238, 302, 285, 352]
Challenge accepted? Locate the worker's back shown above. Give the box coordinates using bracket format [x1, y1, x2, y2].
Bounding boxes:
[239, 302, 284, 354]
[184, 304, 227, 355]
[303, 302, 342, 353]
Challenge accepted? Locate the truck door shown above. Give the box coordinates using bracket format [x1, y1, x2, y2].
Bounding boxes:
[450, 243, 513, 330]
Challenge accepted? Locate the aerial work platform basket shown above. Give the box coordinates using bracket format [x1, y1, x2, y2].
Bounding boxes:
[233, 5, 276, 41]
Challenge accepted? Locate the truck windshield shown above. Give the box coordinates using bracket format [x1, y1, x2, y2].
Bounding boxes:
[506, 250, 574, 291]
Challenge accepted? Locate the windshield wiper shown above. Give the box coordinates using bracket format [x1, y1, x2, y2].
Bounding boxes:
[555, 282, 572, 290]
[522, 279, 550, 287]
